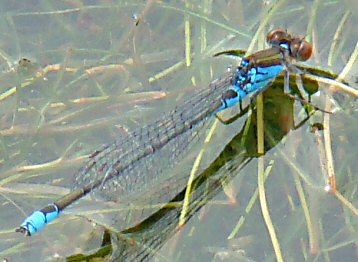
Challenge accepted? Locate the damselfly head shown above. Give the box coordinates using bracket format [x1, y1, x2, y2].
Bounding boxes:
[290, 38, 312, 61]
[266, 28, 290, 46]
[266, 29, 312, 61]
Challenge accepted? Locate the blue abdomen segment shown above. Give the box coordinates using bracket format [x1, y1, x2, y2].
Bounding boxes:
[216, 86, 248, 112]
[18, 204, 59, 236]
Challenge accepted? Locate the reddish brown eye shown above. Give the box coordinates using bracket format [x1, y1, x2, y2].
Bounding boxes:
[266, 28, 289, 46]
[290, 39, 312, 61]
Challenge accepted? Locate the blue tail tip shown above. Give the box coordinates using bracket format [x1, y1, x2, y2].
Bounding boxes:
[15, 226, 31, 236]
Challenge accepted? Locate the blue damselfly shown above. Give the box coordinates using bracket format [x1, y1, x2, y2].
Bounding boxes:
[16, 29, 316, 236]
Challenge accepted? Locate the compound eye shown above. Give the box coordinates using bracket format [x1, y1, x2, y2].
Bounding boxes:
[266, 28, 289, 46]
[290, 39, 312, 61]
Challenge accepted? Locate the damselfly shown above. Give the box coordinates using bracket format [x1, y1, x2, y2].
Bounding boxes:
[16, 29, 317, 236]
